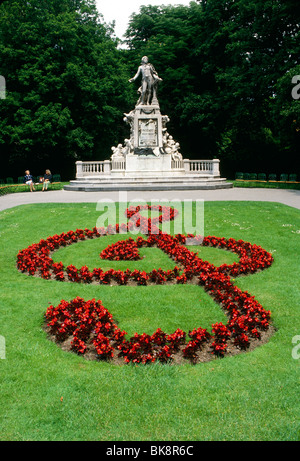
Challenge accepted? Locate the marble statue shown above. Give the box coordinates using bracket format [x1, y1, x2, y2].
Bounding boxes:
[110, 57, 182, 160]
[129, 56, 162, 106]
[163, 134, 183, 161]
[123, 138, 134, 156]
[111, 139, 134, 160]
[111, 144, 124, 159]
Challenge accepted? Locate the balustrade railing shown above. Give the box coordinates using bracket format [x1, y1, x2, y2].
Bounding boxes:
[171, 159, 184, 170]
[76, 158, 220, 178]
[82, 162, 104, 174]
[189, 161, 211, 172]
[76, 160, 111, 177]
[184, 159, 220, 176]
[111, 159, 126, 171]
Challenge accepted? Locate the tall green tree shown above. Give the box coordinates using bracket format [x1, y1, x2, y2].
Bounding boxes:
[270, 65, 300, 162]
[194, 0, 300, 174]
[0, 0, 131, 179]
[125, 0, 300, 176]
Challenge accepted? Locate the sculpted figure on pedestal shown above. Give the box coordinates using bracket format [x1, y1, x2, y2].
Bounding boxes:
[111, 144, 124, 159]
[129, 56, 162, 106]
[163, 134, 183, 161]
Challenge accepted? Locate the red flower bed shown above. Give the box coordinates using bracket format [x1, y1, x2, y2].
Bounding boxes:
[17, 205, 274, 364]
[126, 204, 178, 235]
[100, 238, 141, 261]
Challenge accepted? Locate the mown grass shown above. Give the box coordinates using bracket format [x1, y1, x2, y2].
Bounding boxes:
[0, 201, 299, 441]
[0, 182, 66, 196]
[231, 180, 300, 190]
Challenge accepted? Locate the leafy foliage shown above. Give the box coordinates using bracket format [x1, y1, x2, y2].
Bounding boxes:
[0, 0, 299, 179]
[0, 0, 131, 179]
[125, 0, 300, 176]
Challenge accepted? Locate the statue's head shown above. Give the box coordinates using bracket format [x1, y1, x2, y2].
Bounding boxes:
[141, 56, 149, 64]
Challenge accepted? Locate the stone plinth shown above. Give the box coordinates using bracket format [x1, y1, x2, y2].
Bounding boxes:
[66, 157, 232, 190]
[120, 154, 184, 178]
[133, 104, 163, 154]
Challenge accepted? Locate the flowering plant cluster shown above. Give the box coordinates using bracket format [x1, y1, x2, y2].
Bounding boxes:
[100, 238, 141, 261]
[16, 229, 273, 288]
[126, 204, 178, 235]
[45, 297, 123, 358]
[202, 235, 274, 276]
[45, 297, 208, 364]
[117, 328, 187, 364]
[18, 205, 274, 364]
[182, 327, 211, 359]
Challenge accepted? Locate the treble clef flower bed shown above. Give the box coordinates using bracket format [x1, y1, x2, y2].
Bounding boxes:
[16, 205, 275, 364]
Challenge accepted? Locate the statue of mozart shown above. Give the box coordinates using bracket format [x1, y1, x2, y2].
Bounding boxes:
[129, 56, 162, 106]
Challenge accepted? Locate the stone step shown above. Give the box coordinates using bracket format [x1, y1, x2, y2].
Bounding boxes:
[64, 178, 233, 191]
[69, 175, 226, 184]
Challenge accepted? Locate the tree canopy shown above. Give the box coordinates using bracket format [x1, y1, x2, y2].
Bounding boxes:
[124, 0, 300, 176]
[0, 0, 299, 180]
[0, 0, 132, 179]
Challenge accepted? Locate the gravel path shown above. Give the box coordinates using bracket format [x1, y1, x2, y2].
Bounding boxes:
[0, 187, 300, 211]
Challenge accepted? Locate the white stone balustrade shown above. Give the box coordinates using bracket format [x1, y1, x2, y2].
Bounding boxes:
[171, 159, 184, 170]
[76, 158, 220, 178]
[184, 159, 220, 175]
[76, 160, 111, 176]
[111, 159, 126, 171]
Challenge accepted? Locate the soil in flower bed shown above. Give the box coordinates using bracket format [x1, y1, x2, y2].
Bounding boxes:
[42, 288, 274, 366]
[43, 321, 275, 366]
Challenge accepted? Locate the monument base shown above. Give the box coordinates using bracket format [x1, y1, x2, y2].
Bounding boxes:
[64, 178, 233, 192]
[113, 154, 185, 177]
[65, 96, 233, 191]
[65, 155, 232, 191]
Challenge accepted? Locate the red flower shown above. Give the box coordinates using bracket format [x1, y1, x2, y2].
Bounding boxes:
[19, 205, 274, 364]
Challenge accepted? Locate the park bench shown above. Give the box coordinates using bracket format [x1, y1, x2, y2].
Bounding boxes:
[0, 175, 62, 195]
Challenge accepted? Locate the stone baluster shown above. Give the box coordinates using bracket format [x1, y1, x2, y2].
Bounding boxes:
[76, 161, 83, 178]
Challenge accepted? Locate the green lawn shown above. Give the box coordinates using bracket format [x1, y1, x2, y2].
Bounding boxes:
[0, 201, 299, 441]
[231, 180, 300, 190]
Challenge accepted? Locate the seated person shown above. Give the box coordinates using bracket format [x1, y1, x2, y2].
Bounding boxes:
[24, 170, 35, 192]
[42, 169, 52, 191]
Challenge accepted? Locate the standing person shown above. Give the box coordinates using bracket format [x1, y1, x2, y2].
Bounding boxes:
[42, 169, 52, 191]
[24, 170, 35, 192]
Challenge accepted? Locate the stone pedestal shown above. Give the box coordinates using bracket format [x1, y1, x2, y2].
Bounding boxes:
[124, 154, 184, 178]
[119, 102, 182, 166]
[133, 104, 163, 155]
